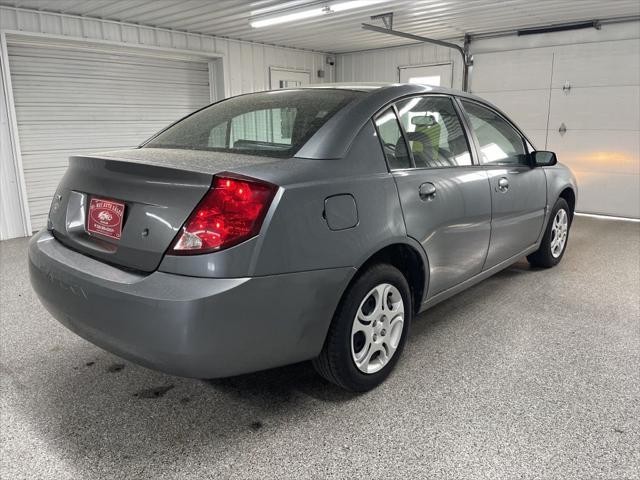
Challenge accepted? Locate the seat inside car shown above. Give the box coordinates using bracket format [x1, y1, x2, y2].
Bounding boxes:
[408, 111, 469, 168]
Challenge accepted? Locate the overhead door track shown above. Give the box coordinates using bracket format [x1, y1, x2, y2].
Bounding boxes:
[361, 23, 473, 92]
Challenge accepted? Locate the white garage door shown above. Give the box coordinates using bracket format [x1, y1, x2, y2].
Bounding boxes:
[7, 41, 212, 231]
[547, 41, 640, 219]
[471, 39, 640, 219]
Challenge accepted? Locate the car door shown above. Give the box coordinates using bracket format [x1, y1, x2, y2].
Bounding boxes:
[458, 99, 546, 268]
[374, 95, 492, 298]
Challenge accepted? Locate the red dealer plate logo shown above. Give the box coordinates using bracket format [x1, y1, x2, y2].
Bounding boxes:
[87, 197, 125, 240]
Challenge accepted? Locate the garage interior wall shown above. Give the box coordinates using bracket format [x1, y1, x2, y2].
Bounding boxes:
[337, 21, 640, 219]
[2, 7, 639, 240]
[0, 6, 333, 240]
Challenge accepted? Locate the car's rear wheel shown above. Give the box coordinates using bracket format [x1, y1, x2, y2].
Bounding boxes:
[527, 197, 571, 268]
[313, 263, 411, 392]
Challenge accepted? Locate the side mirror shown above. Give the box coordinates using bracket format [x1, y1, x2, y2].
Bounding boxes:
[531, 150, 557, 167]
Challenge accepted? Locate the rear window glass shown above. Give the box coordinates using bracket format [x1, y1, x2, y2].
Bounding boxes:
[144, 89, 363, 158]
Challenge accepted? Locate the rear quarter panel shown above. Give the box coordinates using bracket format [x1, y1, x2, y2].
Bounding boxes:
[254, 121, 408, 275]
[158, 121, 411, 277]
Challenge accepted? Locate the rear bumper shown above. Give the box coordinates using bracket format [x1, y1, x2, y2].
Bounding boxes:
[29, 230, 353, 378]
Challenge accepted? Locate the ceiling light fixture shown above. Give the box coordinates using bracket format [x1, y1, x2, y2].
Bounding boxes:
[250, 1, 381, 28]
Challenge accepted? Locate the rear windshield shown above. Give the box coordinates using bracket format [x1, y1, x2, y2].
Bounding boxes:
[144, 89, 363, 158]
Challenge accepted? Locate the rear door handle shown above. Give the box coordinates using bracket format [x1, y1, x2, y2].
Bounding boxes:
[496, 177, 509, 193]
[419, 182, 437, 200]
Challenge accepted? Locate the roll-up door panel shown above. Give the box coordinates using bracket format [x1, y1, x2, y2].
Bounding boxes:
[7, 43, 211, 231]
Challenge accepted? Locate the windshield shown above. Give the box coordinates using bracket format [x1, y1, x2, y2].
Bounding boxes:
[144, 89, 364, 158]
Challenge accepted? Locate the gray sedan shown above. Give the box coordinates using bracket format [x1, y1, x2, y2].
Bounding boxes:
[29, 83, 577, 391]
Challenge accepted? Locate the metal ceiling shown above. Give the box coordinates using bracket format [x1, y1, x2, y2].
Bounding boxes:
[1, 0, 639, 53]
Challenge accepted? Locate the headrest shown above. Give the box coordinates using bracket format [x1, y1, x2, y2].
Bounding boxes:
[411, 115, 437, 127]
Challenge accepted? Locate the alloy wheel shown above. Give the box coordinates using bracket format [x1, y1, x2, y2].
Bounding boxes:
[550, 208, 568, 258]
[351, 283, 405, 374]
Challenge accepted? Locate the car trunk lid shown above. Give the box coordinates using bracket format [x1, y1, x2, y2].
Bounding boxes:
[48, 148, 277, 272]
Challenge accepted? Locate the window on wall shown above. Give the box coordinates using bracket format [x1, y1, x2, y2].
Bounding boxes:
[395, 96, 472, 168]
[229, 108, 297, 147]
[460, 100, 528, 166]
[374, 108, 411, 170]
[207, 108, 297, 149]
[407, 75, 441, 86]
[399, 64, 453, 87]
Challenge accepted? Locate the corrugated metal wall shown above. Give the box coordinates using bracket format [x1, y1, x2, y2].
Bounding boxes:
[0, 6, 333, 239]
[337, 42, 464, 89]
[0, 7, 332, 95]
[3, 0, 639, 53]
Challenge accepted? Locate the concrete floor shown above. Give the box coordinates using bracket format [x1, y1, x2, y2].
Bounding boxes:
[1, 216, 638, 479]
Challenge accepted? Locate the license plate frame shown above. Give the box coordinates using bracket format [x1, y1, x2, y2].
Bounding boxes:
[86, 197, 125, 240]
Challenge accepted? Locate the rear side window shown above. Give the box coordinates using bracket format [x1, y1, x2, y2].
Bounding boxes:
[460, 100, 528, 166]
[145, 89, 363, 158]
[374, 108, 411, 170]
[395, 96, 472, 168]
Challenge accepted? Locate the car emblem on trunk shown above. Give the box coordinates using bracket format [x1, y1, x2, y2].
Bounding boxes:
[98, 211, 113, 223]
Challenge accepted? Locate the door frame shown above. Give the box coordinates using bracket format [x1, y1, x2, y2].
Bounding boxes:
[0, 29, 226, 236]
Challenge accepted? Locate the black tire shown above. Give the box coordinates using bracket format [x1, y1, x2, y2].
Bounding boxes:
[313, 263, 412, 392]
[527, 197, 571, 268]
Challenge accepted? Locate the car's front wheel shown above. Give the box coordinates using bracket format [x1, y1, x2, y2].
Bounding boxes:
[527, 197, 572, 268]
[313, 263, 411, 392]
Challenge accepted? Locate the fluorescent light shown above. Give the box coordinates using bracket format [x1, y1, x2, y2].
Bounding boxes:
[250, 7, 327, 28]
[250, 1, 382, 28]
[332, 1, 378, 12]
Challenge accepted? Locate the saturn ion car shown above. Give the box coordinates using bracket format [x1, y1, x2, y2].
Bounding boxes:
[29, 83, 577, 391]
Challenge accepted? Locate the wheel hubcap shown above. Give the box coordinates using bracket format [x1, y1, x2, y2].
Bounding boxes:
[351, 283, 405, 374]
[550, 208, 568, 258]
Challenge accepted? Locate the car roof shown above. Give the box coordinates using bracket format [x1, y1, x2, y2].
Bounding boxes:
[300, 82, 475, 98]
[303, 82, 393, 92]
[296, 82, 492, 113]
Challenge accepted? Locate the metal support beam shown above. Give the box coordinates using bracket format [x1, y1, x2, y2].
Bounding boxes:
[370, 12, 393, 30]
[361, 23, 473, 92]
[462, 33, 471, 92]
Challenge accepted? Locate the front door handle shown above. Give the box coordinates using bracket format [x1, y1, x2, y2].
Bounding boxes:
[496, 177, 509, 193]
[419, 182, 437, 200]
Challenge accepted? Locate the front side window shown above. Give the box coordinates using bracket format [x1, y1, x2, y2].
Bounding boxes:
[145, 89, 363, 158]
[395, 95, 472, 168]
[374, 108, 411, 170]
[460, 100, 528, 166]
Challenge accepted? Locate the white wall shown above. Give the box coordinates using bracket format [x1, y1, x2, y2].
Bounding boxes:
[336, 21, 640, 218]
[0, 6, 334, 239]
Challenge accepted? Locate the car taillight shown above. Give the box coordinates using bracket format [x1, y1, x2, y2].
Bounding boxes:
[170, 174, 278, 254]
